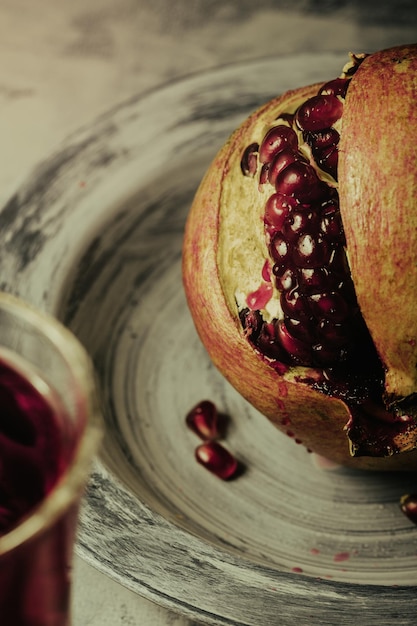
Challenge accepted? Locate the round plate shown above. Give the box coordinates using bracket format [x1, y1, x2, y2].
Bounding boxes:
[2, 53, 417, 625]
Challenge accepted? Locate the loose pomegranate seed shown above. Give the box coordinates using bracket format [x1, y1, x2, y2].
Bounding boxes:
[240, 142, 259, 177]
[259, 125, 298, 164]
[195, 441, 239, 480]
[186, 400, 220, 440]
[400, 494, 417, 524]
[295, 95, 343, 132]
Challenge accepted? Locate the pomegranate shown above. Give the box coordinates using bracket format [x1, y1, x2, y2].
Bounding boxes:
[183, 44, 417, 470]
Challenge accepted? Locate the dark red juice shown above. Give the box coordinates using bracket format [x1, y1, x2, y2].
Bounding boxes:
[0, 355, 65, 536]
[0, 351, 80, 625]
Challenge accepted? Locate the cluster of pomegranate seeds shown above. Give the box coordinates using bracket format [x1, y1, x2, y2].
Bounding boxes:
[186, 400, 241, 480]
[240, 76, 362, 373]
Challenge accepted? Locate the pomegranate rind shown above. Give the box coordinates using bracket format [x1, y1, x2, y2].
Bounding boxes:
[183, 82, 417, 470]
[339, 44, 417, 405]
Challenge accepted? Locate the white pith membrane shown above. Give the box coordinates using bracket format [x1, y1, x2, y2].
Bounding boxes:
[216, 54, 417, 458]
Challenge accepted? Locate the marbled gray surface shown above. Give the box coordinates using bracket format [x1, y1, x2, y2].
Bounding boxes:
[1, 2, 417, 624]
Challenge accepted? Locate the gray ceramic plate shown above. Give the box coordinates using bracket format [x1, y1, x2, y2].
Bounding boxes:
[2, 53, 417, 625]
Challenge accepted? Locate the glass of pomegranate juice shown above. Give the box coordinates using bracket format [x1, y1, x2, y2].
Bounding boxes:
[0, 292, 102, 625]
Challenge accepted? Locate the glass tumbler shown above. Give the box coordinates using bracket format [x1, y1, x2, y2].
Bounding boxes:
[0, 292, 102, 625]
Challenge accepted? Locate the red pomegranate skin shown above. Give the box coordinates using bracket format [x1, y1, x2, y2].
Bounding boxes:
[182, 48, 417, 471]
[339, 45, 417, 405]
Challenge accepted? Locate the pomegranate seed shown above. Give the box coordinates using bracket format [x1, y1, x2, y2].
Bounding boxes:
[320, 207, 344, 243]
[315, 145, 339, 179]
[255, 320, 289, 361]
[309, 292, 349, 322]
[269, 232, 290, 265]
[277, 320, 312, 365]
[400, 494, 417, 524]
[268, 148, 308, 186]
[246, 282, 273, 310]
[186, 400, 220, 440]
[298, 267, 331, 294]
[239, 308, 262, 341]
[283, 209, 319, 242]
[195, 441, 239, 480]
[295, 95, 343, 132]
[261, 259, 272, 282]
[319, 77, 350, 98]
[240, 142, 259, 177]
[264, 193, 295, 232]
[292, 232, 330, 268]
[240, 316, 289, 363]
[280, 289, 310, 320]
[304, 128, 340, 151]
[284, 316, 314, 343]
[273, 266, 297, 292]
[275, 162, 322, 202]
[322, 195, 339, 213]
[318, 319, 348, 347]
[259, 163, 270, 185]
[259, 125, 298, 164]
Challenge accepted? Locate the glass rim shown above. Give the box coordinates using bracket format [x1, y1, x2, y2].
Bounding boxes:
[0, 291, 102, 555]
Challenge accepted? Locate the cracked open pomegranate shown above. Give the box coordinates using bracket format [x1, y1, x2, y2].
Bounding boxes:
[182, 44, 417, 470]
